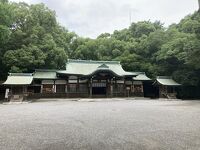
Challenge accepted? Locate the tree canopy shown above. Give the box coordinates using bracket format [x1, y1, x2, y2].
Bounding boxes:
[0, 1, 75, 77]
[0, 0, 200, 90]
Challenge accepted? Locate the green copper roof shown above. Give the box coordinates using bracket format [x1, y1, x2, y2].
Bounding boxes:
[133, 73, 151, 81]
[3, 73, 33, 85]
[156, 76, 181, 86]
[67, 59, 120, 64]
[33, 69, 58, 79]
[57, 59, 137, 77]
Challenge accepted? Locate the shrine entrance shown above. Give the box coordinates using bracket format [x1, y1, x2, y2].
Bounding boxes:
[92, 83, 107, 95]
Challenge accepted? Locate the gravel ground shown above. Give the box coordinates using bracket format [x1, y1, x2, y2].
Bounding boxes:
[0, 99, 200, 150]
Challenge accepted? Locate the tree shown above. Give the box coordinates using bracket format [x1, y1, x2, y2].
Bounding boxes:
[3, 45, 46, 72]
[129, 21, 156, 38]
[1, 2, 75, 74]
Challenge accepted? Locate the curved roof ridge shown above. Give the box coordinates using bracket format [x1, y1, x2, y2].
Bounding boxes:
[67, 59, 120, 64]
[157, 76, 172, 79]
[9, 73, 33, 76]
[35, 69, 58, 72]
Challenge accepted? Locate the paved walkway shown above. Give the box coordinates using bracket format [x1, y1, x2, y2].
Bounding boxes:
[0, 99, 200, 150]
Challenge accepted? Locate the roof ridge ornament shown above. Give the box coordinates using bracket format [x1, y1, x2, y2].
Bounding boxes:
[98, 64, 109, 69]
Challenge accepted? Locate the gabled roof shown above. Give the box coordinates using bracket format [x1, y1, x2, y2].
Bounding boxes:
[33, 69, 58, 79]
[57, 59, 137, 77]
[133, 73, 152, 81]
[3, 73, 33, 85]
[155, 76, 181, 86]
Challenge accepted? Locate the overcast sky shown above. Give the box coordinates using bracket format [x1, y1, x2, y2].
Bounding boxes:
[11, 0, 198, 38]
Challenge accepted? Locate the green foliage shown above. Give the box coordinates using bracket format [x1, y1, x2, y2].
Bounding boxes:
[0, 1, 75, 74]
[0, 0, 14, 45]
[3, 45, 46, 72]
[129, 21, 156, 38]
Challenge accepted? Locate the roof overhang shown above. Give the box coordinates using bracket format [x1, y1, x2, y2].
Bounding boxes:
[133, 74, 152, 81]
[154, 76, 181, 86]
[3, 74, 33, 85]
[57, 69, 138, 78]
[33, 70, 58, 80]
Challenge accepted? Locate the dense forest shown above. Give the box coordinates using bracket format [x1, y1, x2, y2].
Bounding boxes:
[0, 0, 200, 98]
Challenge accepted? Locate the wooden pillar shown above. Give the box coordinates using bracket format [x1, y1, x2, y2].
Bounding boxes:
[132, 84, 135, 93]
[40, 84, 43, 93]
[141, 83, 144, 97]
[77, 77, 80, 92]
[53, 80, 56, 93]
[11, 86, 13, 95]
[159, 85, 162, 98]
[66, 78, 69, 97]
[23, 85, 27, 93]
[106, 79, 108, 97]
[131, 80, 134, 96]
[89, 77, 93, 98]
[165, 85, 167, 94]
[124, 78, 126, 97]
[23, 86, 28, 100]
[77, 77, 80, 94]
[114, 78, 117, 97]
[65, 79, 68, 93]
[110, 78, 113, 98]
[141, 84, 144, 93]
[10, 85, 13, 100]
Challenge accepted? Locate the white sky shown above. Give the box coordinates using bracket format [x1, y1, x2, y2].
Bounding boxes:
[11, 0, 198, 38]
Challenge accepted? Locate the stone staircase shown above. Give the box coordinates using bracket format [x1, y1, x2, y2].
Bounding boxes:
[162, 93, 177, 99]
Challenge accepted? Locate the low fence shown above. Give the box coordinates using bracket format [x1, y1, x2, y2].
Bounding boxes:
[28, 93, 89, 99]
[27, 92, 144, 99]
